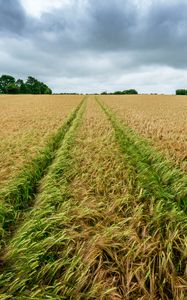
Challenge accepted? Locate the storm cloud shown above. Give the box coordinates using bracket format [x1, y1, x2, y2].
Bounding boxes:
[0, 0, 26, 34]
[1, 0, 187, 93]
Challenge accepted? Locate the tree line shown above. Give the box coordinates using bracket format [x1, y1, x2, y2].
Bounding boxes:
[101, 89, 138, 95]
[176, 89, 187, 95]
[0, 75, 52, 94]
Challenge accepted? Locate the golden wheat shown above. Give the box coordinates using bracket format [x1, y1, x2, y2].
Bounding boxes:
[0, 94, 82, 185]
[0, 96, 187, 299]
[101, 94, 187, 171]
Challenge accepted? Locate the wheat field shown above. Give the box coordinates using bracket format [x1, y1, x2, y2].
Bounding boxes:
[0, 95, 187, 299]
[0, 95, 82, 185]
[101, 95, 187, 172]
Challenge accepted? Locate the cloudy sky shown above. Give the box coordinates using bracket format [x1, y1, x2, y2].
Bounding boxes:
[0, 0, 187, 93]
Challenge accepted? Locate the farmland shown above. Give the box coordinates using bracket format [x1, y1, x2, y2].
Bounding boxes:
[0, 95, 82, 185]
[101, 95, 187, 172]
[0, 95, 187, 299]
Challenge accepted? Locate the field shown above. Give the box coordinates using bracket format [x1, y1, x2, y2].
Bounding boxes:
[0, 95, 82, 186]
[101, 95, 187, 172]
[0, 95, 187, 299]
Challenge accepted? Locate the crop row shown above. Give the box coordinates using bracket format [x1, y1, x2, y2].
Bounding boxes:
[0, 97, 85, 251]
[0, 95, 82, 185]
[101, 95, 187, 172]
[0, 97, 86, 299]
[0, 96, 187, 299]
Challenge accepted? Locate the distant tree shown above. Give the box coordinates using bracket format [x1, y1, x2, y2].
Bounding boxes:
[101, 91, 108, 95]
[114, 91, 123, 95]
[16, 79, 27, 94]
[0, 74, 52, 95]
[25, 76, 52, 94]
[176, 89, 187, 95]
[113, 89, 138, 95]
[25, 76, 40, 94]
[0, 75, 16, 93]
[122, 89, 138, 95]
[45, 87, 52, 94]
[40, 82, 52, 94]
[6, 83, 20, 94]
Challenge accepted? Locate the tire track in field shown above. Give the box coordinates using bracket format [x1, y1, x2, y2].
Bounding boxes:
[0, 98, 86, 299]
[1, 97, 187, 299]
[0, 97, 86, 251]
[95, 96, 187, 299]
[45, 96, 187, 299]
[97, 97, 187, 212]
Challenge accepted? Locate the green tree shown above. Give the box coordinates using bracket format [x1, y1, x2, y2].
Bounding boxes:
[0, 75, 16, 93]
[16, 79, 27, 94]
[25, 76, 52, 94]
[176, 89, 187, 95]
[114, 91, 123, 95]
[7, 83, 19, 94]
[40, 82, 52, 94]
[0, 74, 52, 94]
[122, 89, 138, 95]
[113, 89, 138, 95]
[25, 76, 41, 94]
[45, 87, 52, 94]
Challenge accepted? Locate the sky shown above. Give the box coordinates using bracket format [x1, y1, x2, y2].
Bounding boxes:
[0, 0, 187, 94]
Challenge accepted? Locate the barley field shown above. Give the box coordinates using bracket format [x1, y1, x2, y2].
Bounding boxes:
[0, 95, 187, 299]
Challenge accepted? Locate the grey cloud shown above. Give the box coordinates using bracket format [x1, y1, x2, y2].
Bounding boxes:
[138, 1, 187, 50]
[0, 0, 26, 34]
[27, 0, 187, 64]
[1, 0, 187, 93]
[86, 0, 138, 50]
